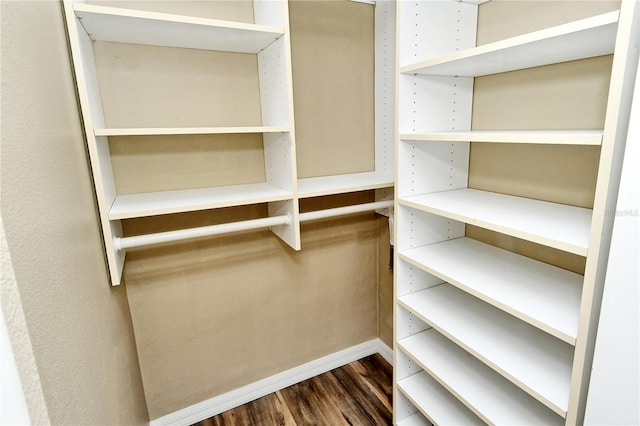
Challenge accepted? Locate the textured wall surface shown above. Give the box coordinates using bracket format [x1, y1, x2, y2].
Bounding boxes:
[0, 1, 148, 424]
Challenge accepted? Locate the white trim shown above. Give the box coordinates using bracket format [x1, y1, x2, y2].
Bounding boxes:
[150, 338, 393, 426]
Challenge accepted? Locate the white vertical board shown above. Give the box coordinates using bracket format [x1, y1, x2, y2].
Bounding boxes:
[397, 141, 469, 197]
[585, 44, 640, 426]
[396, 205, 465, 252]
[254, 0, 285, 28]
[63, 1, 125, 285]
[267, 199, 300, 250]
[569, 1, 640, 423]
[396, 0, 477, 68]
[375, 0, 396, 179]
[258, 37, 289, 127]
[398, 75, 474, 133]
[396, 259, 444, 297]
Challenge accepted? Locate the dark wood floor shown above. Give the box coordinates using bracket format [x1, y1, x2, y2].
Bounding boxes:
[193, 354, 393, 426]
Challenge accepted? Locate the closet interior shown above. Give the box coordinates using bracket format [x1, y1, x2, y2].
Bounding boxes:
[61, 0, 638, 424]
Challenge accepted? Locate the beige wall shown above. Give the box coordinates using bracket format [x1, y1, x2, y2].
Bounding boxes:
[469, 0, 620, 274]
[0, 1, 148, 424]
[290, 0, 375, 178]
[88, 0, 383, 419]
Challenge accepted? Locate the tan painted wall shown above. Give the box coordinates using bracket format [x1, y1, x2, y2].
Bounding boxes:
[0, 1, 148, 424]
[469, 0, 620, 274]
[290, 0, 375, 178]
[87, 0, 382, 419]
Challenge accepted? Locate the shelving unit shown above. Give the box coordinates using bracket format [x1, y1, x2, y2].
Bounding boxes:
[64, 0, 300, 285]
[64, 0, 397, 285]
[394, 1, 639, 425]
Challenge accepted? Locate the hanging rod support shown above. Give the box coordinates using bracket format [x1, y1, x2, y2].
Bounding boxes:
[299, 200, 393, 222]
[114, 214, 291, 251]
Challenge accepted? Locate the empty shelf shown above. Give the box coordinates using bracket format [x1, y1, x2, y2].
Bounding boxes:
[396, 412, 431, 426]
[398, 284, 573, 416]
[298, 172, 394, 198]
[94, 126, 289, 137]
[401, 11, 618, 77]
[399, 188, 592, 256]
[73, 3, 284, 54]
[399, 237, 583, 344]
[397, 371, 483, 426]
[399, 330, 564, 425]
[399, 129, 603, 145]
[109, 183, 292, 220]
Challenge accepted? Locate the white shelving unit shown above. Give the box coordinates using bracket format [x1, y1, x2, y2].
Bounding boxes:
[64, 0, 398, 285]
[394, 1, 639, 425]
[64, 0, 300, 285]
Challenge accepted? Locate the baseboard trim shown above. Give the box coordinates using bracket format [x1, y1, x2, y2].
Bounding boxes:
[150, 338, 393, 426]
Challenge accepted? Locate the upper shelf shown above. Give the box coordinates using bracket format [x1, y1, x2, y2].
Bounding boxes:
[109, 183, 292, 220]
[400, 10, 619, 77]
[399, 130, 603, 145]
[94, 126, 289, 137]
[298, 171, 394, 198]
[399, 188, 592, 256]
[73, 3, 284, 54]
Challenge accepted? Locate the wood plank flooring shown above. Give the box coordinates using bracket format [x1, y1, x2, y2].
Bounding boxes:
[193, 354, 393, 426]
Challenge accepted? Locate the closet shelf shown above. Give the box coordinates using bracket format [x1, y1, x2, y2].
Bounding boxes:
[399, 129, 604, 145]
[396, 412, 431, 426]
[400, 10, 618, 77]
[397, 371, 483, 426]
[94, 126, 290, 137]
[398, 284, 573, 416]
[398, 188, 592, 256]
[398, 330, 564, 425]
[297, 171, 394, 198]
[399, 237, 582, 344]
[73, 3, 284, 54]
[109, 183, 292, 220]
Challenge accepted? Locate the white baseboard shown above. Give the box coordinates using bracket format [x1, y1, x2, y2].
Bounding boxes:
[150, 338, 393, 426]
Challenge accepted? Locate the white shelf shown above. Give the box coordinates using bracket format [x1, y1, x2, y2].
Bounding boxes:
[399, 129, 603, 145]
[94, 126, 289, 137]
[297, 171, 394, 198]
[401, 11, 618, 77]
[73, 3, 284, 54]
[397, 371, 483, 426]
[399, 330, 564, 425]
[399, 237, 583, 344]
[109, 183, 292, 220]
[399, 188, 592, 256]
[396, 412, 431, 426]
[398, 284, 573, 416]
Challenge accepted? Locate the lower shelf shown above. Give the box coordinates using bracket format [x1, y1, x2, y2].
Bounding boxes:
[109, 182, 292, 219]
[396, 412, 431, 426]
[398, 329, 564, 425]
[398, 284, 573, 416]
[397, 371, 483, 425]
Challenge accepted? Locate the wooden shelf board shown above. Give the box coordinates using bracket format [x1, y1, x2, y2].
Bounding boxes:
[297, 172, 394, 198]
[399, 129, 603, 145]
[400, 11, 618, 77]
[397, 371, 483, 426]
[399, 330, 564, 425]
[109, 183, 292, 220]
[73, 3, 284, 54]
[399, 237, 582, 344]
[94, 126, 289, 137]
[398, 284, 573, 416]
[399, 188, 592, 256]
